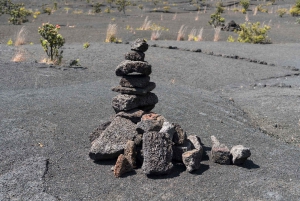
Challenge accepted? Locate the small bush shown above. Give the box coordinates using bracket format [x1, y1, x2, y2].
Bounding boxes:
[290, 0, 300, 16]
[0, 0, 32, 25]
[277, 8, 287, 17]
[7, 38, 13, 46]
[257, 4, 268, 13]
[105, 7, 110, 13]
[240, 0, 250, 10]
[43, 7, 52, 15]
[83, 42, 90, 49]
[227, 35, 235, 42]
[235, 22, 271, 44]
[93, 3, 102, 13]
[209, 2, 225, 28]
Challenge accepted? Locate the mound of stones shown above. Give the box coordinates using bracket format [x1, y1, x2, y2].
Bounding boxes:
[221, 20, 241, 32]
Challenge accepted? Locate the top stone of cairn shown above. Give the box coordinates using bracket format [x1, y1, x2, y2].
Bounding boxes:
[131, 38, 149, 52]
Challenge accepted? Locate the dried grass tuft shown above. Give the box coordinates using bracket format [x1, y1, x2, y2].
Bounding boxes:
[11, 48, 26, 62]
[188, 28, 197, 41]
[213, 27, 221, 42]
[15, 26, 27, 46]
[105, 24, 117, 43]
[177, 25, 187, 41]
[141, 16, 152, 30]
[151, 30, 162, 40]
[172, 13, 177, 20]
[253, 6, 258, 16]
[196, 27, 204, 41]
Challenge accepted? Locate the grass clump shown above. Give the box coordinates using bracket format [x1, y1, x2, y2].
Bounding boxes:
[290, 0, 300, 16]
[83, 42, 90, 49]
[7, 38, 13, 46]
[277, 8, 288, 17]
[105, 24, 121, 43]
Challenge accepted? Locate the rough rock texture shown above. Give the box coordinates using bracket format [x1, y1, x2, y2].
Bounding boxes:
[133, 134, 143, 147]
[124, 140, 137, 168]
[89, 121, 111, 143]
[131, 38, 149, 52]
[89, 117, 138, 160]
[187, 135, 202, 150]
[172, 140, 192, 161]
[114, 154, 133, 177]
[221, 20, 241, 32]
[211, 136, 230, 165]
[111, 82, 156, 95]
[173, 123, 187, 145]
[125, 51, 145, 61]
[159, 121, 176, 140]
[115, 109, 146, 123]
[112, 93, 158, 113]
[119, 75, 150, 88]
[136, 113, 165, 134]
[230, 145, 251, 165]
[142, 132, 173, 175]
[182, 149, 202, 172]
[115, 60, 152, 76]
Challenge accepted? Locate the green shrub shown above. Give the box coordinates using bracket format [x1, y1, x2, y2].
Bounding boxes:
[38, 23, 65, 64]
[277, 8, 287, 17]
[83, 42, 90, 49]
[93, 3, 102, 13]
[0, 0, 32, 25]
[290, 0, 300, 16]
[257, 4, 268, 13]
[105, 7, 110, 13]
[209, 3, 225, 28]
[7, 38, 13, 46]
[240, 0, 250, 10]
[227, 35, 235, 42]
[235, 22, 271, 44]
[43, 6, 52, 15]
[116, 0, 131, 14]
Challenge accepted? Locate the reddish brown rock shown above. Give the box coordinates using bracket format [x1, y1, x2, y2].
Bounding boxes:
[114, 154, 133, 177]
[124, 140, 137, 168]
[115, 109, 146, 123]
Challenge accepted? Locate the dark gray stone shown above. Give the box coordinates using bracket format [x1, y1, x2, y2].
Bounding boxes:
[125, 51, 145, 61]
[120, 75, 150, 88]
[230, 145, 251, 165]
[142, 132, 173, 175]
[112, 93, 158, 113]
[173, 123, 187, 145]
[136, 113, 165, 134]
[111, 82, 156, 95]
[182, 149, 202, 172]
[172, 139, 192, 161]
[116, 60, 152, 76]
[114, 154, 133, 177]
[131, 38, 149, 52]
[89, 121, 111, 143]
[187, 135, 202, 150]
[211, 136, 230, 165]
[89, 117, 138, 160]
[133, 134, 143, 147]
[115, 109, 146, 123]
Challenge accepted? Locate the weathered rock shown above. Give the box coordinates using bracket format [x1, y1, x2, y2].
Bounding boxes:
[173, 123, 187, 145]
[115, 60, 151, 76]
[211, 136, 230, 165]
[89, 117, 138, 160]
[136, 113, 165, 134]
[115, 109, 146, 123]
[125, 51, 145, 61]
[131, 38, 149, 52]
[142, 132, 173, 175]
[89, 121, 111, 143]
[124, 140, 137, 168]
[182, 149, 202, 172]
[230, 145, 251, 165]
[111, 82, 156, 95]
[221, 20, 241, 32]
[187, 135, 202, 150]
[172, 140, 192, 161]
[112, 93, 158, 113]
[114, 154, 133, 177]
[133, 134, 143, 147]
[119, 75, 150, 88]
[159, 121, 176, 140]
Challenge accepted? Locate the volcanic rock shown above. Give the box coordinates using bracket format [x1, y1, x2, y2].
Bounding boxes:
[89, 121, 111, 143]
[133, 134, 143, 147]
[131, 38, 149, 52]
[182, 149, 202, 172]
[114, 154, 133, 177]
[230, 145, 251, 165]
[115, 109, 146, 123]
[187, 135, 202, 150]
[211, 136, 230, 165]
[159, 121, 176, 140]
[136, 113, 165, 134]
[124, 140, 137, 168]
[142, 132, 173, 175]
[173, 123, 187, 145]
[115, 60, 151, 76]
[89, 116, 138, 160]
[173, 139, 192, 161]
[111, 82, 156, 95]
[119, 75, 150, 88]
[125, 51, 145, 61]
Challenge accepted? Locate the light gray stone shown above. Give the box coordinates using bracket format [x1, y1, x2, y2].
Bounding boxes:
[211, 136, 230, 165]
[182, 149, 202, 172]
[172, 139, 192, 161]
[159, 121, 176, 140]
[230, 145, 251, 165]
[111, 82, 156, 95]
[187, 135, 202, 150]
[89, 121, 111, 143]
[115, 60, 151, 76]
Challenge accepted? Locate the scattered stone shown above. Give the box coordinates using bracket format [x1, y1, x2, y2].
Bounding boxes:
[112, 93, 158, 113]
[222, 20, 241, 32]
[173, 123, 187, 145]
[114, 154, 133, 177]
[211, 136, 230, 165]
[124, 140, 137, 168]
[131, 38, 149, 52]
[115, 109, 146, 123]
[89, 117, 138, 160]
[116, 60, 152, 76]
[230, 145, 251, 165]
[142, 132, 173, 175]
[173, 139, 192, 161]
[119, 75, 150, 88]
[125, 51, 145, 61]
[136, 113, 165, 134]
[182, 149, 202, 172]
[111, 82, 156, 95]
[89, 121, 111, 143]
[187, 135, 202, 150]
[159, 121, 176, 140]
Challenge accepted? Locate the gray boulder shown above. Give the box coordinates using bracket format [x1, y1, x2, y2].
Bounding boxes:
[111, 82, 156, 95]
[182, 149, 202, 172]
[211, 136, 230, 165]
[112, 93, 158, 113]
[173, 123, 187, 145]
[89, 121, 111, 143]
[115, 109, 146, 123]
[173, 139, 192, 161]
[89, 116, 138, 160]
[230, 145, 251, 165]
[125, 51, 145, 61]
[142, 132, 173, 175]
[187, 135, 202, 150]
[119, 75, 150, 88]
[115, 60, 152, 76]
[131, 38, 149, 52]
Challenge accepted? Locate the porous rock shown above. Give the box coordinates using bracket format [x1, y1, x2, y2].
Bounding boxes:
[112, 93, 158, 113]
[115, 60, 151, 76]
[131, 38, 149, 52]
[159, 121, 176, 140]
[89, 116, 138, 160]
[173, 123, 187, 145]
[111, 82, 156, 95]
[211, 136, 230, 165]
[125, 51, 145, 61]
[114, 154, 133, 177]
[133, 134, 143, 147]
[136, 113, 165, 134]
[230, 145, 251, 165]
[187, 135, 202, 150]
[119, 75, 150, 88]
[89, 121, 111, 143]
[182, 149, 202, 172]
[142, 132, 173, 175]
[115, 109, 146, 123]
[173, 139, 192, 161]
[124, 140, 137, 168]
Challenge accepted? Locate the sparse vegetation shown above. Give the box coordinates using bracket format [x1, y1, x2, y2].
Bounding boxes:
[290, 0, 300, 16]
[105, 23, 119, 43]
[0, 0, 32, 25]
[93, 3, 102, 13]
[15, 26, 27, 46]
[209, 2, 225, 28]
[83, 42, 90, 49]
[116, 0, 131, 14]
[177, 25, 187, 41]
[257, 4, 268, 13]
[7, 38, 13, 46]
[277, 8, 288, 17]
[240, 0, 250, 13]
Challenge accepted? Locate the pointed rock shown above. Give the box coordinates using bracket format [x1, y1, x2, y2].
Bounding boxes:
[124, 140, 137, 168]
[230, 145, 251, 165]
[131, 38, 149, 52]
[182, 149, 202, 172]
[114, 154, 133, 177]
[211, 136, 230, 165]
[187, 135, 202, 150]
[116, 60, 151, 76]
[111, 82, 156, 95]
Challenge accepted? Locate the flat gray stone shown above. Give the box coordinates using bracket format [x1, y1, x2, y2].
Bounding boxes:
[182, 149, 202, 172]
[172, 139, 192, 161]
[125, 51, 145, 61]
[173, 123, 187, 145]
[230, 145, 251, 165]
[89, 116, 138, 160]
[120, 75, 150, 88]
[116, 60, 152, 76]
[89, 121, 111, 143]
[115, 109, 146, 123]
[111, 82, 156, 95]
[142, 132, 173, 175]
[131, 38, 149, 52]
[112, 93, 158, 113]
[211, 136, 230, 165]
[187, 135, 202, 150]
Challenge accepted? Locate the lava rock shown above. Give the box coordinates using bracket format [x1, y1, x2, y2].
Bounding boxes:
[124, 140, 137, 168]
[230, 145, 251, 165]
[89, 121, 111, 143]
[182, 149, 202, 172]
[112, 93, 158, 113]
[115, 109, 146, 123]
[89, 117, 138, 160]
[133, 134, 143, 147]
[159, 121, 176, 140]
[172, 139, 192, 161]
[111, 82, 156, 95]
[187, 135, 202, 150]
[119, 75, 150, 88]
[211, 136, 230, 165]
[131, 38, 149, 52]
[173, 123, 187, 145]
[125, 51, 145, 61]
[115, 60, 151, 76]
[142, 132, 173, 175]
[136, 113, 165, 134]
[114, 154, 133, 177]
